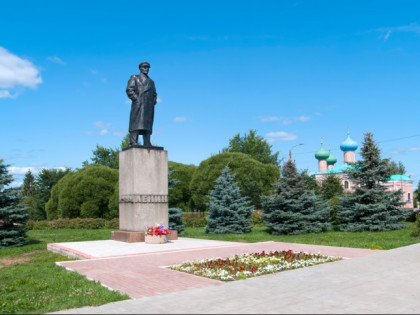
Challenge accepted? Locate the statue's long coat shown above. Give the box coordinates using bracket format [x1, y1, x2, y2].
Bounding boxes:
[126, 73, 157, 134]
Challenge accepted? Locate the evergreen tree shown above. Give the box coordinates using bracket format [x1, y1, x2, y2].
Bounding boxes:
[0, 160, 29, 248]
[263, 159, 330, 235]
[30, 168, 71, 220]
[320, 174, 344, 200]
[21, 170, 36, 197]
[338, 132, 409, 231]
[301, 171, 321, 195]
[168, 207, 185, 235]
[205, 166, 254, 234]
[19, 170, 37, 219]
[319, 174, 344, 226]
[168, 168, 185, 234]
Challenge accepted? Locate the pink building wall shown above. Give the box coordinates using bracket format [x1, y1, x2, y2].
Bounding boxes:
[315, 173, 414, 208]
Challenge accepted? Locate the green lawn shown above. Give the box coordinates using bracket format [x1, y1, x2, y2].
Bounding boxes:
[0, 229, 128, 315]
[0, 225, 418, 314]
[183, 224, 420, 250]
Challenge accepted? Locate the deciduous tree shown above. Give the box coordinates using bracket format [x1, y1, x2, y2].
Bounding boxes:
[222, 129, 280, 166]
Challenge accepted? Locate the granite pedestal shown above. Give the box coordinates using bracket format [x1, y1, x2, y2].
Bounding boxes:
[111, 146, 177, 242]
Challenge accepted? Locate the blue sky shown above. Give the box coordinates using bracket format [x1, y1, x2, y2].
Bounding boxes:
[1, 0, 419, 187]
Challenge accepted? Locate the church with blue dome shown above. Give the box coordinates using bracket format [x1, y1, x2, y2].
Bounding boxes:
[313, 132, 414, 208]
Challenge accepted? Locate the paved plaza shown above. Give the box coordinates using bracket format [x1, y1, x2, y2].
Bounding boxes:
[49, 239, 420, 314]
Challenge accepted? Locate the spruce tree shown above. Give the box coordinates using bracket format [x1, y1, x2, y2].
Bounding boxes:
[337, 132, 409, 232]
[205, 166, 254, 234]
[20, 170, 37, 220]
[263, 159, 330, 235]
[168, 207, 185, 235]
[168, 168, 185, 235]
[0, 160, 29, 248]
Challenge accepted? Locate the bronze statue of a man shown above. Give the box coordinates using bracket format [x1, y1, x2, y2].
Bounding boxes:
[126, 62, 157, 146]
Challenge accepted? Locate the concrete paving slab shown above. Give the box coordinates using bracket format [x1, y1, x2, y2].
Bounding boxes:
[47, 238, 245, 259]
[53, 243, 420, 314]
[53, 241, 380, 300]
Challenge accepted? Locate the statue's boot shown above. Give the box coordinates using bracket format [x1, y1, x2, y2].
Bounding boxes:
[129, 131, 139, 146]
[143, 133, 152, 147]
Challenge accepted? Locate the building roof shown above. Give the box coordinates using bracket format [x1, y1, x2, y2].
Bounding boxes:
[326, 152, 337, 165]
[389, 174, 413, 182]
[312, 163, 352, 175]
[315, 143, 330, 160]
[312, 166, 413, 183]
[340, 133, 358, 152]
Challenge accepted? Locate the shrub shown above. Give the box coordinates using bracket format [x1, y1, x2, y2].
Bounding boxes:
[182, 212, 207, 227]
[25, 218, 120, 230]
[190, 152, 279, 211]
[168, 162, 196, 211]
[46, 165, 118, 220]
[250, 210, 264, 226]
[411, 214, 420, 237]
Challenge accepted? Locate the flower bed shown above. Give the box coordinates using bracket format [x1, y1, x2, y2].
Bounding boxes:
[168, 250, 342, 281]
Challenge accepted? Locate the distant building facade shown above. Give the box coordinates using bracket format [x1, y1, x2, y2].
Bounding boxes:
[312, 133, 414, 208]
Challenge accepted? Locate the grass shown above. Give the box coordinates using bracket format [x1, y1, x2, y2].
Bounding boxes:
[183, 224, 419, 250]
[0, 229, 128, 315]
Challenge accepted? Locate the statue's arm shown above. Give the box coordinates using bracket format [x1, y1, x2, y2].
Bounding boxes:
[126, 76, 138, 101]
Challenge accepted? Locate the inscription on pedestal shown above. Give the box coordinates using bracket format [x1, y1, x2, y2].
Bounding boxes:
[119, 194, 168, 203]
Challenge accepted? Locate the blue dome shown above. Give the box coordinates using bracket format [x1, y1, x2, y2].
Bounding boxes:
[389, 174, 412, 182]
[340, 133, 358, 152]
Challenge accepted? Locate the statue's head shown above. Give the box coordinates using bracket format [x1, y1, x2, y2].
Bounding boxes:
[139, 62, 150, 75]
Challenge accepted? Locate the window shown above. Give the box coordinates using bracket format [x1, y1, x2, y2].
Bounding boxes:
[408, 193, 411, 201]
[344, 181, 349, 189]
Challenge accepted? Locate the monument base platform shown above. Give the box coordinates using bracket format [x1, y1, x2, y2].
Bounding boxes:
[111, 230, 178, 243]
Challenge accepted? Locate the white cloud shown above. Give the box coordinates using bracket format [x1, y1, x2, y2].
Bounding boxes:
[185, 36, 209, 41]
[174, 117, 188, 122]
[0, 47, 42, 98]
[260, 115, 311, 124]
[93, 121, 112, 129]
[260, 116, 280, 122]
[99, 129, 109, 136]
[265, 131, 298, 142]
[17, 154, 31, 158]
[125, 99, 131, 105]
[0, 90, 17, 98]
[296, 115, 311, 122]
[112, 131, 126, 137]
[92, 121, 124, 137]
[157, 97, 162, 103]
[7, 166, 37, 175]
[7, 165, 67, 176]
[90, 69, 99, 75]
[48, 56, 65, 65]
[378, 22, 420, 41]
[390, 146, 420, 155]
